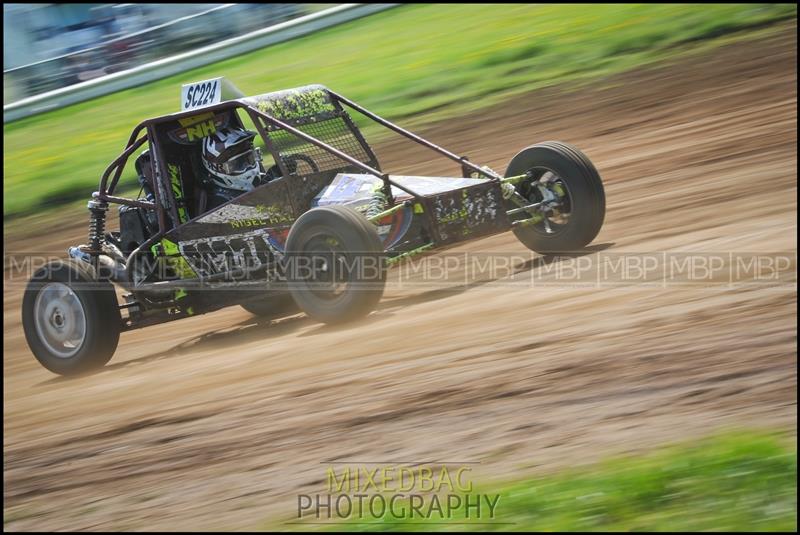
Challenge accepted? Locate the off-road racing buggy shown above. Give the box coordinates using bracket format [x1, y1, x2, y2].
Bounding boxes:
[22, 78, 605, 375]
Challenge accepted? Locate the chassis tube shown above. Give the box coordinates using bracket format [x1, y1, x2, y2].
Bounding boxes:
[95, 194, 156, 210]
[100, 134, 148, 194]
[247, 110, 293, 189]
[249, 108, 425, 201]
[329, 91, 504, 181]
[146, 124, 176, 233]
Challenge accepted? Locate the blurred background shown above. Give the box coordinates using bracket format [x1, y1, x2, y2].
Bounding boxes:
[3, 3, 796, 532]
[3, 3, 312, 103]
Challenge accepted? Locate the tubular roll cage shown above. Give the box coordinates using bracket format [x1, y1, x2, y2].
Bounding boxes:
[96, 90, 509, 236]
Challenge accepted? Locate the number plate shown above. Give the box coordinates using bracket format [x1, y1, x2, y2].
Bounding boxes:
[181, 78, 222, 111]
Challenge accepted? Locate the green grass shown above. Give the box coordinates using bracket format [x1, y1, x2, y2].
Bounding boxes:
[3, 4, 796, 218]
[281, 431, 797, 531]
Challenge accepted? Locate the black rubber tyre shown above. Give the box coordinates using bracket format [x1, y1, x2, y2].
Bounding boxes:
[22, 259, 121, 376]
[505, 141, 605, 253]
[285, 205, 386, 324]
[240, 292, 298, 318]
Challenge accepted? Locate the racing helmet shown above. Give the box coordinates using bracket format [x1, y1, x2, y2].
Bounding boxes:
[201, 127, 261, 192]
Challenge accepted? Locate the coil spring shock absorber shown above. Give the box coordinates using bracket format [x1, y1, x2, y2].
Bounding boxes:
[366, 188, 389, 219]
[87, 200, 109, 273]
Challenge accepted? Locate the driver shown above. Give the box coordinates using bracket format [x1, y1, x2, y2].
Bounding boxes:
[200, 127, 270, 209]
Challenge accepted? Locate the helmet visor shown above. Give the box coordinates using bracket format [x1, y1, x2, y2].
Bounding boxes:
[221, 149, 257, 175]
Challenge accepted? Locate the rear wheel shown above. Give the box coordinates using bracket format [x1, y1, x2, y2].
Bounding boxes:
[285, 205, 386, 324]
[505, 141, 605, 253]
[22, 259, 121, 376]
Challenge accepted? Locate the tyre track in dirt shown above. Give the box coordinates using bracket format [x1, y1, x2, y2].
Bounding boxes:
[3, 25, 797, 530]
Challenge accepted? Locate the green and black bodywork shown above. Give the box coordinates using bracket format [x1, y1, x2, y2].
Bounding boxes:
[22, 83, 606, 375]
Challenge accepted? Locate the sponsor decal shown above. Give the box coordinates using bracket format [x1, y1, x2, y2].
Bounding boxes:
[168, 112, 230, 144]
[151, 238, 197, 279]
[168, 163, 189, 223]
[230, 218, 269, 229]
[177, 229, 277, 278]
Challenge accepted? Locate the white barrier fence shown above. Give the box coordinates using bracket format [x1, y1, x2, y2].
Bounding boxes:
[3, 4, 398, 124]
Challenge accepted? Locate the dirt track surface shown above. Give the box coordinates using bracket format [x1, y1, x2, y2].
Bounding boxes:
[4, 27, 797, 530]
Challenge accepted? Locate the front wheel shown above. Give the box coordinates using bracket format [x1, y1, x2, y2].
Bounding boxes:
[505, 141, 605, 253]
[22, 259, 121, 376]
[285, 205, 386, 324]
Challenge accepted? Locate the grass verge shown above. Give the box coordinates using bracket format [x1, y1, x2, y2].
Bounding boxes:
[277, 431, 797, 531]
[3, 4, 796, 218]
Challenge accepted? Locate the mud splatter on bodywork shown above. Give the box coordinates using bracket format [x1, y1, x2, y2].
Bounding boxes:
[243, 85, 338, 127]
[431, 182, 509, 244]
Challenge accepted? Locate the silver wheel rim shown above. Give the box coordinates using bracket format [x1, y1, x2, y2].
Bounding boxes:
[538, 169, 572, 233]
[33, 283, 87, 358]
[522, 166, 573, 236]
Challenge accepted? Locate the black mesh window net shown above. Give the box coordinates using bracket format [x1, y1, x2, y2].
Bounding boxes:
[266, 114, 378, 176]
